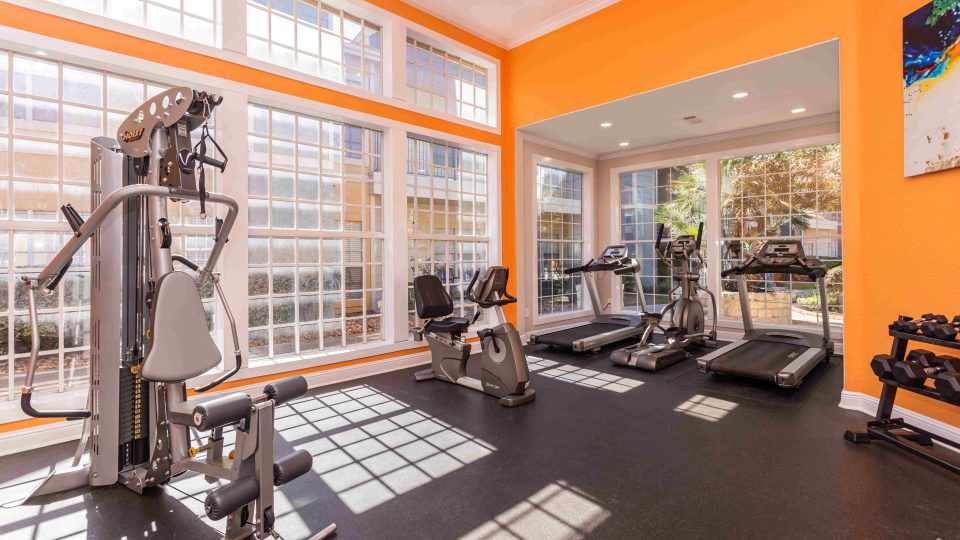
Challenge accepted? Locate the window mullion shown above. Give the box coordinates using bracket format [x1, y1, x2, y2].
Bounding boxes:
[384, 126, 409, 344]
[222, 0, 248, 55]
[214, 89, 250, 369]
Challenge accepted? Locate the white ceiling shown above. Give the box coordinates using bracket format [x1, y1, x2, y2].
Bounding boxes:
[403, 0, 618, 49]
[521, 41, 840, 158]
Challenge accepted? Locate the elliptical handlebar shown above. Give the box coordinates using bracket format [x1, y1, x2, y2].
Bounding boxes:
[695, 221, 704, 252]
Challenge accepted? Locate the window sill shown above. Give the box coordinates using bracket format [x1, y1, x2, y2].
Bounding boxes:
[533, 308, 595, 328]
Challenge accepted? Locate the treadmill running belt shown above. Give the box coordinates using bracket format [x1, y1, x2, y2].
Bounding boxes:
[707, 340, 807, 382]
[535, 322, 627, 347]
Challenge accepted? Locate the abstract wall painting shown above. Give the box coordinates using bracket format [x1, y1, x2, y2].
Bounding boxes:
[904, 0, 960, 176]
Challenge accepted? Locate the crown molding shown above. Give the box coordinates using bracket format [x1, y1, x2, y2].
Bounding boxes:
[521, 133, 600, 160]
[402, 0, 620, 50]
[506, 0, 621, 49]
[597, 112, 840, 161]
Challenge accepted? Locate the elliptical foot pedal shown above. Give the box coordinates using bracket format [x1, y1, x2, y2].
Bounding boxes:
[498, 389, 536, 407]
[414, 368, 437, 382]
[844, 430, 873, 444]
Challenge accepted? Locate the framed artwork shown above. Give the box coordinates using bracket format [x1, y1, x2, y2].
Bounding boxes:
[904, 0, 960, 176]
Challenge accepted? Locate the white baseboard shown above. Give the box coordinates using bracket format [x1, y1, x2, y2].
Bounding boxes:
[839, 390, 960, 448]
[0, 351, 431, 457]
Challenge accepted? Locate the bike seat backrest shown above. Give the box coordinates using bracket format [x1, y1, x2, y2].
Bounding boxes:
[413, 275, 453, 319]
[141, 271, 222, 382]
[473, 266, 509, 302]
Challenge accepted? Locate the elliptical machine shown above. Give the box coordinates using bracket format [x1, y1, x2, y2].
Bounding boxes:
[413, 267, 535, 406]
[611, 222, 717, 371]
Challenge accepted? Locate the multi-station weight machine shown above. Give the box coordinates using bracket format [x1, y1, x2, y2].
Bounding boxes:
[16, 87, 334, 540]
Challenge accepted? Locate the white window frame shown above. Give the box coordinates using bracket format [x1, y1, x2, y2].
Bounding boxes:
[0, 29, 502, 421]
[529, 155, 593, 327]
[607, 132, 842, 337]
[6, 0, 501, 132]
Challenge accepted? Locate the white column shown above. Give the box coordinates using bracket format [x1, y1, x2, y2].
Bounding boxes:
[216, 89, 250, 367]
[704, 157, 722, 318]
[382, 19, 408, 102]
[383, 126, 410, 343]
[220, 0, 248, 55]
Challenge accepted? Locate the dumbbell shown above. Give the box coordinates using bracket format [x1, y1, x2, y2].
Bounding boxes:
[935, 371, 960, 404]
[870, 354, 899, 380]
[892, 352, 960, 387]
[890, 314, 948, 334]
[920, 315, 960, 340]
[872, 349, 934, 380]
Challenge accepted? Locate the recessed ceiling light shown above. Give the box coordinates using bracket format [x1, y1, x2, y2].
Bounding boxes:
[543, 157, 553, 162]
[600, 122, 612, 128]
[35, 50, 47, 56]
[619, 142, 630, 147]
[732, 92, 749, 99]
[791, 107, 807, 114]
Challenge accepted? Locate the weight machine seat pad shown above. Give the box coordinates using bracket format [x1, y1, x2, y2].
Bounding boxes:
[142, 271, 222, 382]
[425, 317, 470, 334]
[413, 275, 454, 319]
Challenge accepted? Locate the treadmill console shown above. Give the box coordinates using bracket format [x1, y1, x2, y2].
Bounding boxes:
[756, 240, 805, 266]
[599, 245, 628, 261]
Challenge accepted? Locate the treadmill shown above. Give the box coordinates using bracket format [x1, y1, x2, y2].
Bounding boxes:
[697, 240, 834, 388]
[530, 245, 648, 352]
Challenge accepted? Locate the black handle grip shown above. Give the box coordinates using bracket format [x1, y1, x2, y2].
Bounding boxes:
[463, 269, 482, 304]
[655, 223, 665, 251]
[695, 222, 704, 251]
[197, 153, 227, 172]
[563, 260, 592, 275]
[194, 352, 241, 393]
[21, 393, 90, 420]
[172, 255, 201, 272]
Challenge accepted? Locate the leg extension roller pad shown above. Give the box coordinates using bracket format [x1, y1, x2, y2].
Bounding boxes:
[264, 375, 309, 405]
[204, 476, 259, 520]
[274, 449, 312, 486]
[192, 393, 253, 431]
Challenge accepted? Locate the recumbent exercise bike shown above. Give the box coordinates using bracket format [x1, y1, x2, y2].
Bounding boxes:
[413, 267, 536, 406]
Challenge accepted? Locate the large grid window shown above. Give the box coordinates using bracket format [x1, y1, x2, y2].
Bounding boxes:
[247, 105, 384, 360]
[719, 144, 842, 326]
[48, 0, 221, 47]
[0, 51, 198, 400]
[406, 137, 489, 331]
[619, 163, 706, 312]
[536, 164, 583, 316]
[247, 0, 383, 93]
[406, 38, 488, 124]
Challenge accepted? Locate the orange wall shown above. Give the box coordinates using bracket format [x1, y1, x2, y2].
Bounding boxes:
[504, 0, 960, 427]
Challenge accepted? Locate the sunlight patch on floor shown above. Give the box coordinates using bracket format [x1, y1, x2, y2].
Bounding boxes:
[296, 409, 496, 514]
[674, 394, 738, 422]
[527, 357, 643, 393]
[460, 480, 611, 540]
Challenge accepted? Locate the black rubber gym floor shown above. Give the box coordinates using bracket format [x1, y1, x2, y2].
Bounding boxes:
[2, 342, 959, 540]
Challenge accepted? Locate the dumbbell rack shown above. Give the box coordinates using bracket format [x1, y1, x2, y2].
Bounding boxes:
[844, 330, 960, 475]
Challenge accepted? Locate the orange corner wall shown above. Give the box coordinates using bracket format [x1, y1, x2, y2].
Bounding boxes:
[503, 0, 960, 428]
